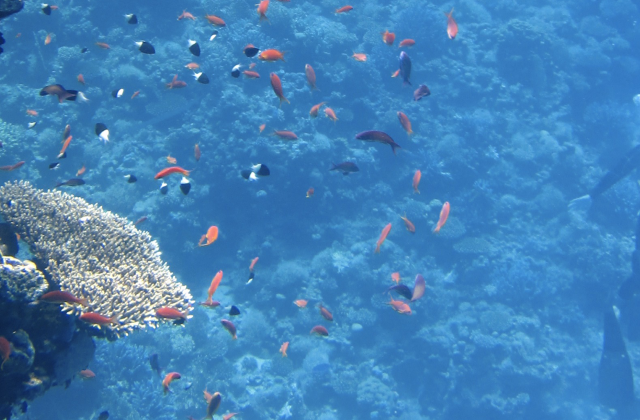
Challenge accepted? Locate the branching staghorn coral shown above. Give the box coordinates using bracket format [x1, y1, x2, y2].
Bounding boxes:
[0, 180, 193, 338]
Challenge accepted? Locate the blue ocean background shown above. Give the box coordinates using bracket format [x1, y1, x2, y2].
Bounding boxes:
[1, 0, 640, 418]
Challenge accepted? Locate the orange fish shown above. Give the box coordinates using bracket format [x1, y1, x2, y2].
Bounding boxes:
[185, 62, 200, 70]
[243, 70, 261, 79]
[156, 307, 188, 321]
[221, 319, 237, 339]
[309, 102, 325, 118]
[335, 5, 353, 13]
[259, 49, 286, 62]
[205, 14, 226, 26]
[351, 53, 367, 62]
[166, 74, 187, 89]
[272, 130, 297, 140]
[257, 0, 269, 21]
[178, 10, 197, 20]
[62, 124, 71, 139]
[391, 69, 400, 78]
[95, 42, 110, 49]
[222, 413, 238, 420]
[154, 166, 190, 179]
[26, 109, 38, 117]
[306, 187, 314, 198]
[79, 369, 95, 379]
[397, 111, 413, 136]
[444, 8, 458, 39]
[412, 170, 421, 194]
[259, 124, 266, 133]
[131, 90, 140, 99]
[270, 73, 289, 106]
[0, 161, 25, 172]
[310, 325, 329, 336]
[44, 33, 52, 45]
[388, 297, 411, 315]
[58, 135, 72, 159]
[166, 154, 177, 165]
[194, 144, 201, 161]
[294, 299, 308, 308]
[433, 202, 450, 233]
[0, 336, 9, 370]
[162, 372, 181, 395]
[400, 214, 415, 233]
[399, 39, 416, 48]
[77, 74, 85, 85]
[249, 62, 257, 69]
[76, 164, 86, 177]
[318, 304, 333, 321]
[79, 312, 118, 325]
[249, 257, 259, 272]
[198, 226, 219, 247]
[15, 33, 21, 38]
[374, 223, 392, 253]
[324, 107, 338, 122]
[391, 272, 400, 284]
[280, 341, 289, 357]
[381, 30, 395, 46]
[305, 64, 317, 90]
[206, 270, 223, 304]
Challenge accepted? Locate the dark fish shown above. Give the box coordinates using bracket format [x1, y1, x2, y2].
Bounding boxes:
[134, 216, 147, 226]
[243, 44, 259, 58]
[620, 211, 640, 300]
[247, 272, 254, 284]
[229, 305, 240, 316]
[231, 64, 241, 78]
[355, 131, 401, 155]
[125, 174, 137, 183]
[28, 122, 37, 129]
[180, 177, 191, 195]
[95, 123, 109, 143]
[81, 47, 88, 53]
[136, 41, 155, 54]
[206, 392, 222, 418]
[599, 307, 634, 409]
[387, 284, 412, 300]
[55, 178, 85, 188]
[64, 89, 80, 102]
[184, 382, 193, 390]
[241, 169, 257, 181]
[42, 4, 52, 15]
[330, 162, 359, 175]
[97, 411, 109, 420]
[188, 40, 200, 56]
[112, 88, 124, 98]
[125, 13, 137, 24]
[252, 164, 270, 177]
[0, 32, 4, 55]
[49, 162, 60, 170]
[0, 223, 19, 256]
[40, 84, 76, 103]
[149, 353, 162, 376]
[413, 84, 430, 101]
[398, 51, 411, 85]
[210, 30, 218, 41]
[221, 319, 237, 339]
[194, 72, 209, 84]
[159, 181, 168, 195]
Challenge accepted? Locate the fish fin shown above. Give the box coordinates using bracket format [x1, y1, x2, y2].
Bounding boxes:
[79, 298, 89, 307]
[568, 194, 592, 212]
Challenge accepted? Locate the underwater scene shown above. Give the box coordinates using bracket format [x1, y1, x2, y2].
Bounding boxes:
[0, 0, 640, 419]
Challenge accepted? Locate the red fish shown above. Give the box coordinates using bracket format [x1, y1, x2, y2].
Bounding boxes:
[76, 165, 86, 177]
[79, 369, 95, 379]
[355, 131, 401, 155]
[391, 69, 400, 78]
[205, 14, 226, 26]
[26, 109, 38, 116]
[79, 312, 118, 325]
[309, 102, 326, 118]
[400, 214, 415, 233]
[411, 274, 426, 301]
[381, 30, 395, 46]
[413, 84, 430, 101]
[194, 143, 201, 161]
[335, 5, 353, 13]
[259, 124, 266, 133]
[77, 74, 85, 85]
[185, 62, 200, 70]
[221, 319, 237, 339]
[199, 300, 220, 309]
[351, 53, 367, 62]
[324, 107, 338, 122]
[166, 74, 187, 89]
[399, 39, 416, 48]
[375, 223, 392, 253]
[412, 170, 421, 194]
[257, 0, 269, 21]
[40, 290, 88, 306]
[243, 70, 261, 79]
[178, 10, 197, 20]
[294, 299, 308, 308]
[223, 413, 238, 420]
[391, 272, 400, 284]
[154, 166, 190, 179]
[156, 307, 188, 321]
[310, 325, 328, 336]
[134, 216, 147, 226]
[272, 130, 297, 140]
[162, 372, 181, 394]
[0, 336, 10, 370]
[318, 304, 333, 321]
[58, 135, 72, 159]
[0, 161, 24, 171]
[270, 73, 289, 106]
[388, 297, 411, 315]
[397, 111, 413, 136]
[40, 84, 76, 103]
[131, 90, 140, 99]
[280, 341, 289, 357]
[44, 33, 52, 45]
[249, 257, 259, 272]
[206, 270, 223, 304]
[305, 64, 317, 90]
[259, 49, 286, 62]
[95, 42, 110, 49]
[444, 8, 458, 39]
[433, 202, 450, 233]
[198, 226, 219, 247]
[306, 188, 314, 198]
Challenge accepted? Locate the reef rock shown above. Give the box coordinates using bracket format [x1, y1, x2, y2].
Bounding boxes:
[0, 0, 22, 20]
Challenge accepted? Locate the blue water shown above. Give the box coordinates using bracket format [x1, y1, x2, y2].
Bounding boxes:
[1, 0, 640, 418]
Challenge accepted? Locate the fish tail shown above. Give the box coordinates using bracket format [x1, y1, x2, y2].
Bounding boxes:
[79, 298, 89, 307]
[110, 314, 120, 324]
[330, 163, 336, 171]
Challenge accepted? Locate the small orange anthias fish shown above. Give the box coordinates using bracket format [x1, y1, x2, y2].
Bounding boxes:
[131, 90, 140, 99]
[433, 201, 450, 233]
[374, 223, 392, 253]
[249, 257, 259, 272]
[134, 216, 147, 226]
[397, 111, 413, 136]
[62, 124, 70, 139]
[444, 8, 458, 39]
[77, 74, 85, 85]
[381, 30, 395, 46]
[272, 130, 297, 140]
[166, 74, 187, 89]
[257, 0, 269, 22]
[388, 297, 411, 315]
[166, 154, 177, 164]
[259, 49, 286, 62]
[194, 143, 201, 162]
[400, 214, 415, 233]
[162, 372, 181, 395]
[206, 270, 223, 304]
[205, 14, 226, 26]
[198, 226, 219, 247]
[294, 299, 308, 308]
[178, 9, 196, 20]
[221, 319, 237, 339]
[26, 109, 38, 116]
[79, 369, 95, 379]
[40, 290, 88, 306]
[399, 39, 416, 48]
[156, 307, 188, 321]
[324, 107, 338, 122]
[0, 161, 25, 171]
[44, 33, 52, 45]
[76, 164, 86, 177]
[95, 42, 110, 49]
[259, 123, 266, 133]
[280, 341, 289, 357]
[391, 69, 400, 78]
[185, 62, 200, 70]
[154, 166, 190, 179]
[58, 135, 72, 159]
[309, 102, 326, 118]
[335, 5, 353, 13]
[318, 304, 333, 321]
[270, 73, 289, 106]
[412, 170, 421, 194]
[0, 336, 11, 370]
[243, 70, 260, 79]
[306, 187, 314, 198]
[310, 325, 329, 336]
[222, 414, 238, 420]
[391, 272, 401, 284]
[305, 64, 317, 90]
[79, 312, 118, 325]
[352, 53, 367, 62]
